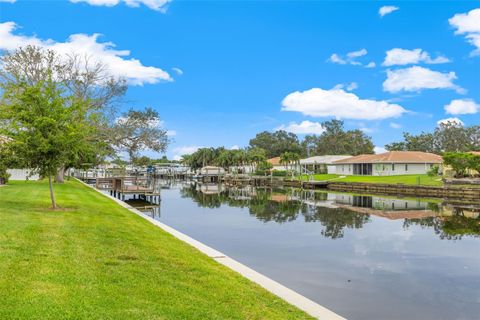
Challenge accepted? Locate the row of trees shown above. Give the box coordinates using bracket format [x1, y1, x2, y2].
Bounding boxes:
[443, 153, 480, 177]
[386, 121, 480, 153]
[182, 147, 268, 172]
[249, 120, 375, 158]
[0, 46, 169, 208]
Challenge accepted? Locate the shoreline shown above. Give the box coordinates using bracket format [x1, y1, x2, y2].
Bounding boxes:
[77, 178, 346, 320]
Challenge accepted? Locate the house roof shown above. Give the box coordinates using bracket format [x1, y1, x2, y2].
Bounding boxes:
[300, 155, 352, 165]
[333, 151, 443, 164]
[267, 157, 281, 166]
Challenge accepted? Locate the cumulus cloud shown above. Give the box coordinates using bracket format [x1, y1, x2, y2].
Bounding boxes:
[449, 8, 480, 55]
[444, 99, 480, 115]
[383, 66, 464, 94]
[328, 49, 374, 68]
[379, 6, 399, 17]
[437, 117, 464, 126]
[277, 121, 325, 135]
[282, 88, 406, 120]
[70, 0, 171, 12]
[383, 48, 450, 66]
[390, 122, 402, 129]
[0, 21, 172, 85]
[229, 145, 240, 150]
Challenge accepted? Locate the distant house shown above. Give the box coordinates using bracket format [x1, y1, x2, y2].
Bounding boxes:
[266, 157, 286, 171]
[0, 135, 40, 182]
[332, 151, 442, 176]
[299, 155, 352, 174]
[200, 166, 225, 176]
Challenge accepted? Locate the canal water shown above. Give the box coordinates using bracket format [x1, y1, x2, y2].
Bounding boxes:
[127, 180, 480, 320]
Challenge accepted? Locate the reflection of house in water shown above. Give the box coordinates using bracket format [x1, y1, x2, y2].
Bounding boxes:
[227, 185, 256, 200]
[199, 183, 224, 195]
[333, 194, 437, 220]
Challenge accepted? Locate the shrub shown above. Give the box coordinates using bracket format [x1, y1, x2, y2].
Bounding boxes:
[443, 152, 474, 177]
[272, 170, 287, 177]
[427, 165, 440, 177]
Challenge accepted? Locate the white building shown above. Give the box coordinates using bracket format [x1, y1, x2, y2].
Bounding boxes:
[299, 155, 352, 174]
[333, 151, 443, 176]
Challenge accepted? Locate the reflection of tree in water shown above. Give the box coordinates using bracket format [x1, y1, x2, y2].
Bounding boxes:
[248, 191, 303, 223]
[404, 207, 480, 240]
[302, 206, 370, 239]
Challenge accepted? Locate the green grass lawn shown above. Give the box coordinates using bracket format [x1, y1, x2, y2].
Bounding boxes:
[0, 180, 313, 320]
[296, 174, 443, 186]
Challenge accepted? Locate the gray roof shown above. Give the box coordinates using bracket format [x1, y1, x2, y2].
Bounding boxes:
[299, 155, 352, 165]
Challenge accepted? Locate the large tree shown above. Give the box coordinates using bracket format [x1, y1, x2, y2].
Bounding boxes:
[304, 120, 374, 156]
[0, 77, 90, 208]
[111, 107, 169, 162]
[0, 46, 127, 182]
[249, 130, 302, 158]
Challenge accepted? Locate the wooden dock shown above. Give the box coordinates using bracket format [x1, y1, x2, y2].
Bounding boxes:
[95, 176, 161, 203]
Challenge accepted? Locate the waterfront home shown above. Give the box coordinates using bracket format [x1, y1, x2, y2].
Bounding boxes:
[266, 157, 286, 171]
[299, 155, 352, 174]
[200, 166, 225, 176]
[333, 151, 442, 176]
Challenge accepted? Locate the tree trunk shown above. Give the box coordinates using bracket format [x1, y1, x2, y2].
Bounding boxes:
[55, 166, 65, 183]
[48, 175, 57, 209]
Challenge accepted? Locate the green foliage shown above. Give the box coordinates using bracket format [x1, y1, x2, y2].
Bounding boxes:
[302, 120, 374, 156]
[443, 153, 475, 177]
[386, 121, 480, 153]
[249, 130, 302, 158]
[132, 155, 153, 167]
[272, 170, 287, 177]
[111, 107, 169, 162]
[427, 165, 440, 177]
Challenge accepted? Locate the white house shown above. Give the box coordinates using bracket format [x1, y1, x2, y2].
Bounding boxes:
[299, 155, 352, 174]
[333, 151, 442, 176]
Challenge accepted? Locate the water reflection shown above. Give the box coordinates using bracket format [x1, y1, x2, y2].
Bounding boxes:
[180, 182, 480, 240]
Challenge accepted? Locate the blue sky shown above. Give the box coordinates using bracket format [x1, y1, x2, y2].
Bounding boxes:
[1, 0, 479, 159]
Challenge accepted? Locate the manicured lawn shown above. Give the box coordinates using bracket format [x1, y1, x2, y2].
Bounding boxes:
[0, 180, 313, 320]
[336, 174, 443, 186]
[296, 174, 443, 186]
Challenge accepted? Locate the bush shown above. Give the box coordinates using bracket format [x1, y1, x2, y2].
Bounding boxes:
[443, 152, 476, 177]
[272, 170, 287, 177]
[427, 165, 440, 177]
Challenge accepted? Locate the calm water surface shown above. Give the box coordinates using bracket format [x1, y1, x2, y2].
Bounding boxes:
[129, 181, 480, 320]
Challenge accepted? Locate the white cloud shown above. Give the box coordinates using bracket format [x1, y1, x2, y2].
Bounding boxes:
[333, 82, 358, 91]
[374, 146, 387, 154]
[0, 0, 17, 3]
[0, 21, 172, 85]
[172, 67, 183, 75]
[229, 145, 240, 150]
[70, 0, 171, 12]
[172, 145, 203, 161]
[449, 8, 480, 55]
[390, 122, 402, 129]
[360, 126, 374, 133]
[328, 48, 374, 67]
[347, 48, 367, 58]
[379, 6, 399, 17]
[437, 117, 464, 126]
[383, 66, 464, 94]
[277, 120, 325, 135]
[383, 48, 450, 66]
[282, 88, 406, 120]
[444, 99, 480, 115]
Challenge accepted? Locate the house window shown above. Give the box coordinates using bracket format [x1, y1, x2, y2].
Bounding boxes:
[392, 164, 395, 171]
[405, 164, 408, 171]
